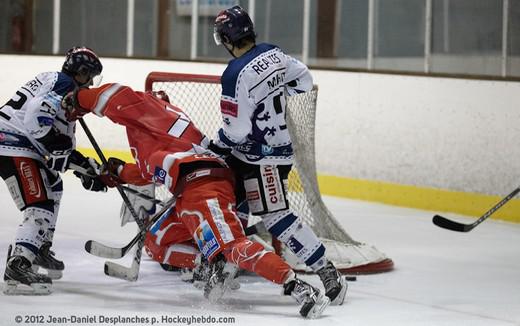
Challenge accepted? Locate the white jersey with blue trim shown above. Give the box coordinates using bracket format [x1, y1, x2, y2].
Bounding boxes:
[214, 43, 313, 165]
[0, 71, 77, 160]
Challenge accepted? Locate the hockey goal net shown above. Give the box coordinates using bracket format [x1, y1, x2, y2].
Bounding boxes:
[145, 72, 393, 274]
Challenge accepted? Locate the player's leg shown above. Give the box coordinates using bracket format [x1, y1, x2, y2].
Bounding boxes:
[144, 212, 204, 282]
[32, 168, 65, 280]
[179, 177, 329, 317]
[232, 160, 347, 305]
[0, 156, 55, 295]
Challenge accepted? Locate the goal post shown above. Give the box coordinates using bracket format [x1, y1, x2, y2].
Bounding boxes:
[145, 71, 394, 274]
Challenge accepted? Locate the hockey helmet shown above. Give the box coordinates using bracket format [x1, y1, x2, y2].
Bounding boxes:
[214, 6, 256, 46]
[62, 47, 103, 85]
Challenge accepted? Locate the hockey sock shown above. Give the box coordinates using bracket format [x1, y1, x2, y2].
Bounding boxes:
[224, 238, 293, 284]
[263, 210, 327, 272]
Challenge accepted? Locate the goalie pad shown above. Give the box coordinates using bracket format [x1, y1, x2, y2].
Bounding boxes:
[119, 184, 156, 226]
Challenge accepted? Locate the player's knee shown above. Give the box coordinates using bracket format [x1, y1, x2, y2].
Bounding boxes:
[261, 209, 300, 242]
[226, 238, 265, 265]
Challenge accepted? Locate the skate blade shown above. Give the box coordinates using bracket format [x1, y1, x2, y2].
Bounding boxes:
[3, 280, 52, 296]
[304, 294, 330, 319]
[330, 277, 348, 306]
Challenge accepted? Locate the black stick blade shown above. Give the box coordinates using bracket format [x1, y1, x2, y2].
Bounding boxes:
[432, 215, 471, 232]
[85, 240, 126, 259]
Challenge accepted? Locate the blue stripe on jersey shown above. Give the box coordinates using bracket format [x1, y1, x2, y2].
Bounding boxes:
[0, 131, 36, 149]
[221, 43, 278, 98]
[52, 72, 76, 96]
[217, 128, 238, 147]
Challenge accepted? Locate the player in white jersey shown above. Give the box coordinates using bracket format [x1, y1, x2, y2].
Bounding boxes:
[0, 47, 106, 295]
[210, 6, 347, 305]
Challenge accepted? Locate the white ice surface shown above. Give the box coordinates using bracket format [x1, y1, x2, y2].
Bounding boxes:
[1, 174, 519, 326]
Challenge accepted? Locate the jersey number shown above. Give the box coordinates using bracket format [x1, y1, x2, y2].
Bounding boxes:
[258, 92, 287, 130]
[0, 91, 28, 120]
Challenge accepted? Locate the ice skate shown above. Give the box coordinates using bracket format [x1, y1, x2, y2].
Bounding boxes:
[33, 242, 64, 280]
[3, 246, 52, 295]
[203, 255, 239, 303]
[317, 261, 347, 305]
[283, 277, 330, 318]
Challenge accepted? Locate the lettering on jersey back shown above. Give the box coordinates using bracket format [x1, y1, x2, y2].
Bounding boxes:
[252, 53, 281, 75]
[267, 72, 286, 91]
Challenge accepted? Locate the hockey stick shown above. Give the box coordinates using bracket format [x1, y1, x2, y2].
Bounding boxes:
[101, 197, 175, 281]
[78, 118, 143, 229]
[68, 163, 164, 205]
[85, 196, 175, 259]
[78, 118, 149, 281]
[433, 187, 520, 232]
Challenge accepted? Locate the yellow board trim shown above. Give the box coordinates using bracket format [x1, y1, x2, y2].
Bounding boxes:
[78, 148, 520, 223]
[318, 175, 520, 223]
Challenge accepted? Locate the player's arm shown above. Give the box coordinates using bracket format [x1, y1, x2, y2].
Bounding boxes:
[22, 91, 74, 171]
[211, 71, 255, 152]
[283, 53, 313, 95]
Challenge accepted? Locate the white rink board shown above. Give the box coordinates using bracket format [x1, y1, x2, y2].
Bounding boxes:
[0, 54, 519, 196]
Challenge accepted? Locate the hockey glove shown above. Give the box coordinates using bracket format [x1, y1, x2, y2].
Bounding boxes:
[41, 133, 73, 173]
[69, 150, 107, 192]
[62, 89, 89, 122]
[99, 157, 126, 188]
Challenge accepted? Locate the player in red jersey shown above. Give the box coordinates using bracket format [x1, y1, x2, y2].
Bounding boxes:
[63, 83, 329, 318]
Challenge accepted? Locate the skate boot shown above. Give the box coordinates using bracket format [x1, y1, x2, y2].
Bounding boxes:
[203, 254, 239, 303]
[192, 255, 240, 290]
[283, 277, 330, 319]
[33, 242, 65, 280]
[4, 246, 53, 295]
[317, 261, 347, 305]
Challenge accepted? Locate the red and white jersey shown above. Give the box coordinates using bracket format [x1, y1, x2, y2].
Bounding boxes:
[76, 83, 224, 190]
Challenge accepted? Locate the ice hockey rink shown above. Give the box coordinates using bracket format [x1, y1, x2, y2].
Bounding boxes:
[0, 174, 519, 326]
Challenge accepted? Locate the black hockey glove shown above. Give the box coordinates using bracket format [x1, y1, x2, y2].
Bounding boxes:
[39, 131, 73, 173]
[208, 140, 232, 159]
[98, 157, 126, 188]
[68, 150, 107, 192]
[61, 88, 90, 122]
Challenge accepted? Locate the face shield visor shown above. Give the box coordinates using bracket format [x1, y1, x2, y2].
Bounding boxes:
[213, 27, 223, 46]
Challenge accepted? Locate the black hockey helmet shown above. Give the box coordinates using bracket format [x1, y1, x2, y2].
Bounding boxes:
[213, 6, 256, 47]
[62, 47, 103, 85]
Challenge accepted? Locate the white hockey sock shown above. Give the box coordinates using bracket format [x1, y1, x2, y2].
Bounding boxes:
[15, 206, 53, 255]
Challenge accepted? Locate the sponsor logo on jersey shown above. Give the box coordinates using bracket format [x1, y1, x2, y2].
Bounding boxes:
[244, 178, 264, 213]
[19, 161, 42, 199]
[153, 166, 167, 184]
[246, 190, 260, 201]
[261, 144, 274, 155]
[220, 100, 238, 117]
[194, 221, 220, 258]
[261, 165, 285, 211]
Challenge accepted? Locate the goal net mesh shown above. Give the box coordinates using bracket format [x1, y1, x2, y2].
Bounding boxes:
[145, 72, 393, 274]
